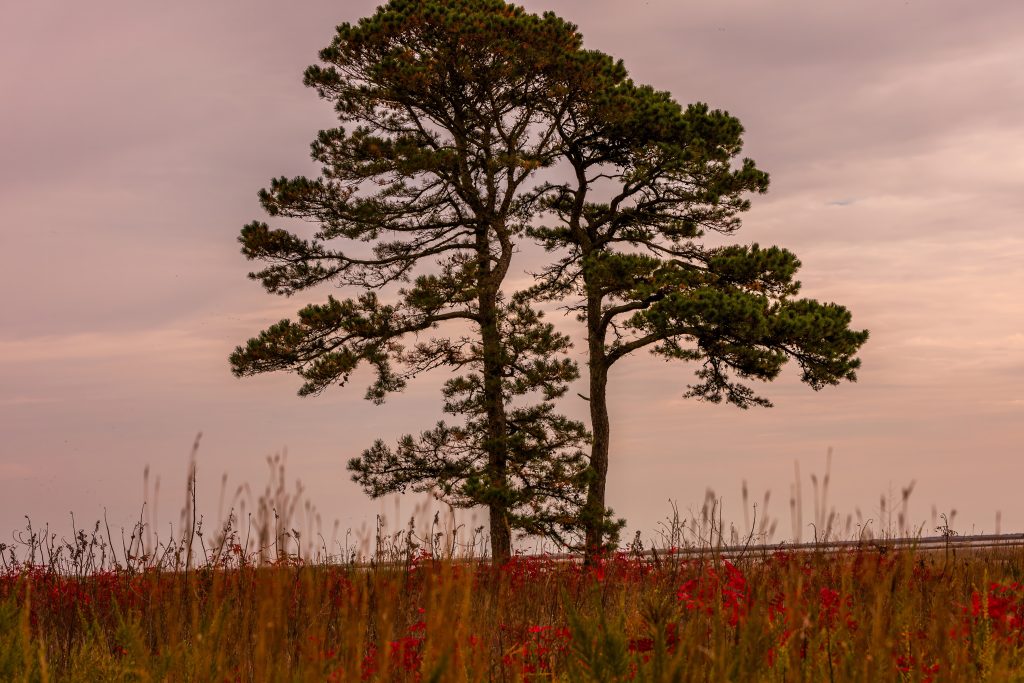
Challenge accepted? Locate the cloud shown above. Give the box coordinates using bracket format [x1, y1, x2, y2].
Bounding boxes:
[0, 329, 216, 364]
[2, 0, 1023, 537]
[0, 396, 58, 407]
[0, 463, 34, 481]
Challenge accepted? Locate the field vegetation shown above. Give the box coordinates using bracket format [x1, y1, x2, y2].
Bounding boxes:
[2, 459, 1021, 682]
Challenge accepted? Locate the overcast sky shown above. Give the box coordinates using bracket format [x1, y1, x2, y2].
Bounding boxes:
[2, 1, 1022, 550]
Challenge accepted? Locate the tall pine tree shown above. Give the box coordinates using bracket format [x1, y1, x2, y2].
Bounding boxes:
[231, 0, 601, 560]
[530, 75, 870, 558]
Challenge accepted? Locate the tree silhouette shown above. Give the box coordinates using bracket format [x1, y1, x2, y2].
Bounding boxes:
[530, 78, 870, 557]
[231, 0, 603, 560]
[233, 0, 869, 561]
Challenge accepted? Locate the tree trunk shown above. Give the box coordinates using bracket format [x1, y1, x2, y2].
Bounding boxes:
[477, 218, 512, 563]
[479, 288, 512, 562]
[583, 290, 611, 562]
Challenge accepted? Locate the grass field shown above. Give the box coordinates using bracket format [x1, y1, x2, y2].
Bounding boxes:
[3, 530, 1024, 681]
[2, 455, 1021, 681]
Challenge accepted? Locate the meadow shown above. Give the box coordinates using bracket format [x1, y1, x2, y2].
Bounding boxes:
[2, 461, 1022, 682]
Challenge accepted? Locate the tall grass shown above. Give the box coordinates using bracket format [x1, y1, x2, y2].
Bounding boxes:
[1, 447, 1019, 681]
[3, 540, 1024, 680]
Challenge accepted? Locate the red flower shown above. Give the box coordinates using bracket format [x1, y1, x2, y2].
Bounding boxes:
[676, 561, 748, 626]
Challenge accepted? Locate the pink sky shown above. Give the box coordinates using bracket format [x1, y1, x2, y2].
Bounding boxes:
[2, 1, 1022, 548]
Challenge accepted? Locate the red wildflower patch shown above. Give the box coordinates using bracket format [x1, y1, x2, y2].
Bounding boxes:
[676, 560, 748, 626]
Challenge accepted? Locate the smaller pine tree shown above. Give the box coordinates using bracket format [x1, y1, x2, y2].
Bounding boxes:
[529, 77, 868, 558]
[348, 298, 597, 550]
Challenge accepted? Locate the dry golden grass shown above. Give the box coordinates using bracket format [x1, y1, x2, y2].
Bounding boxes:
[3, 539, 1024, 681]
[3, 451, 1020, 681]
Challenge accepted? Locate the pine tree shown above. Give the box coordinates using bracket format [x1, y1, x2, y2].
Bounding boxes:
[230, 0, 599, 561]
[348, 298, 591, 549]
[530, 76, 870, 559]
